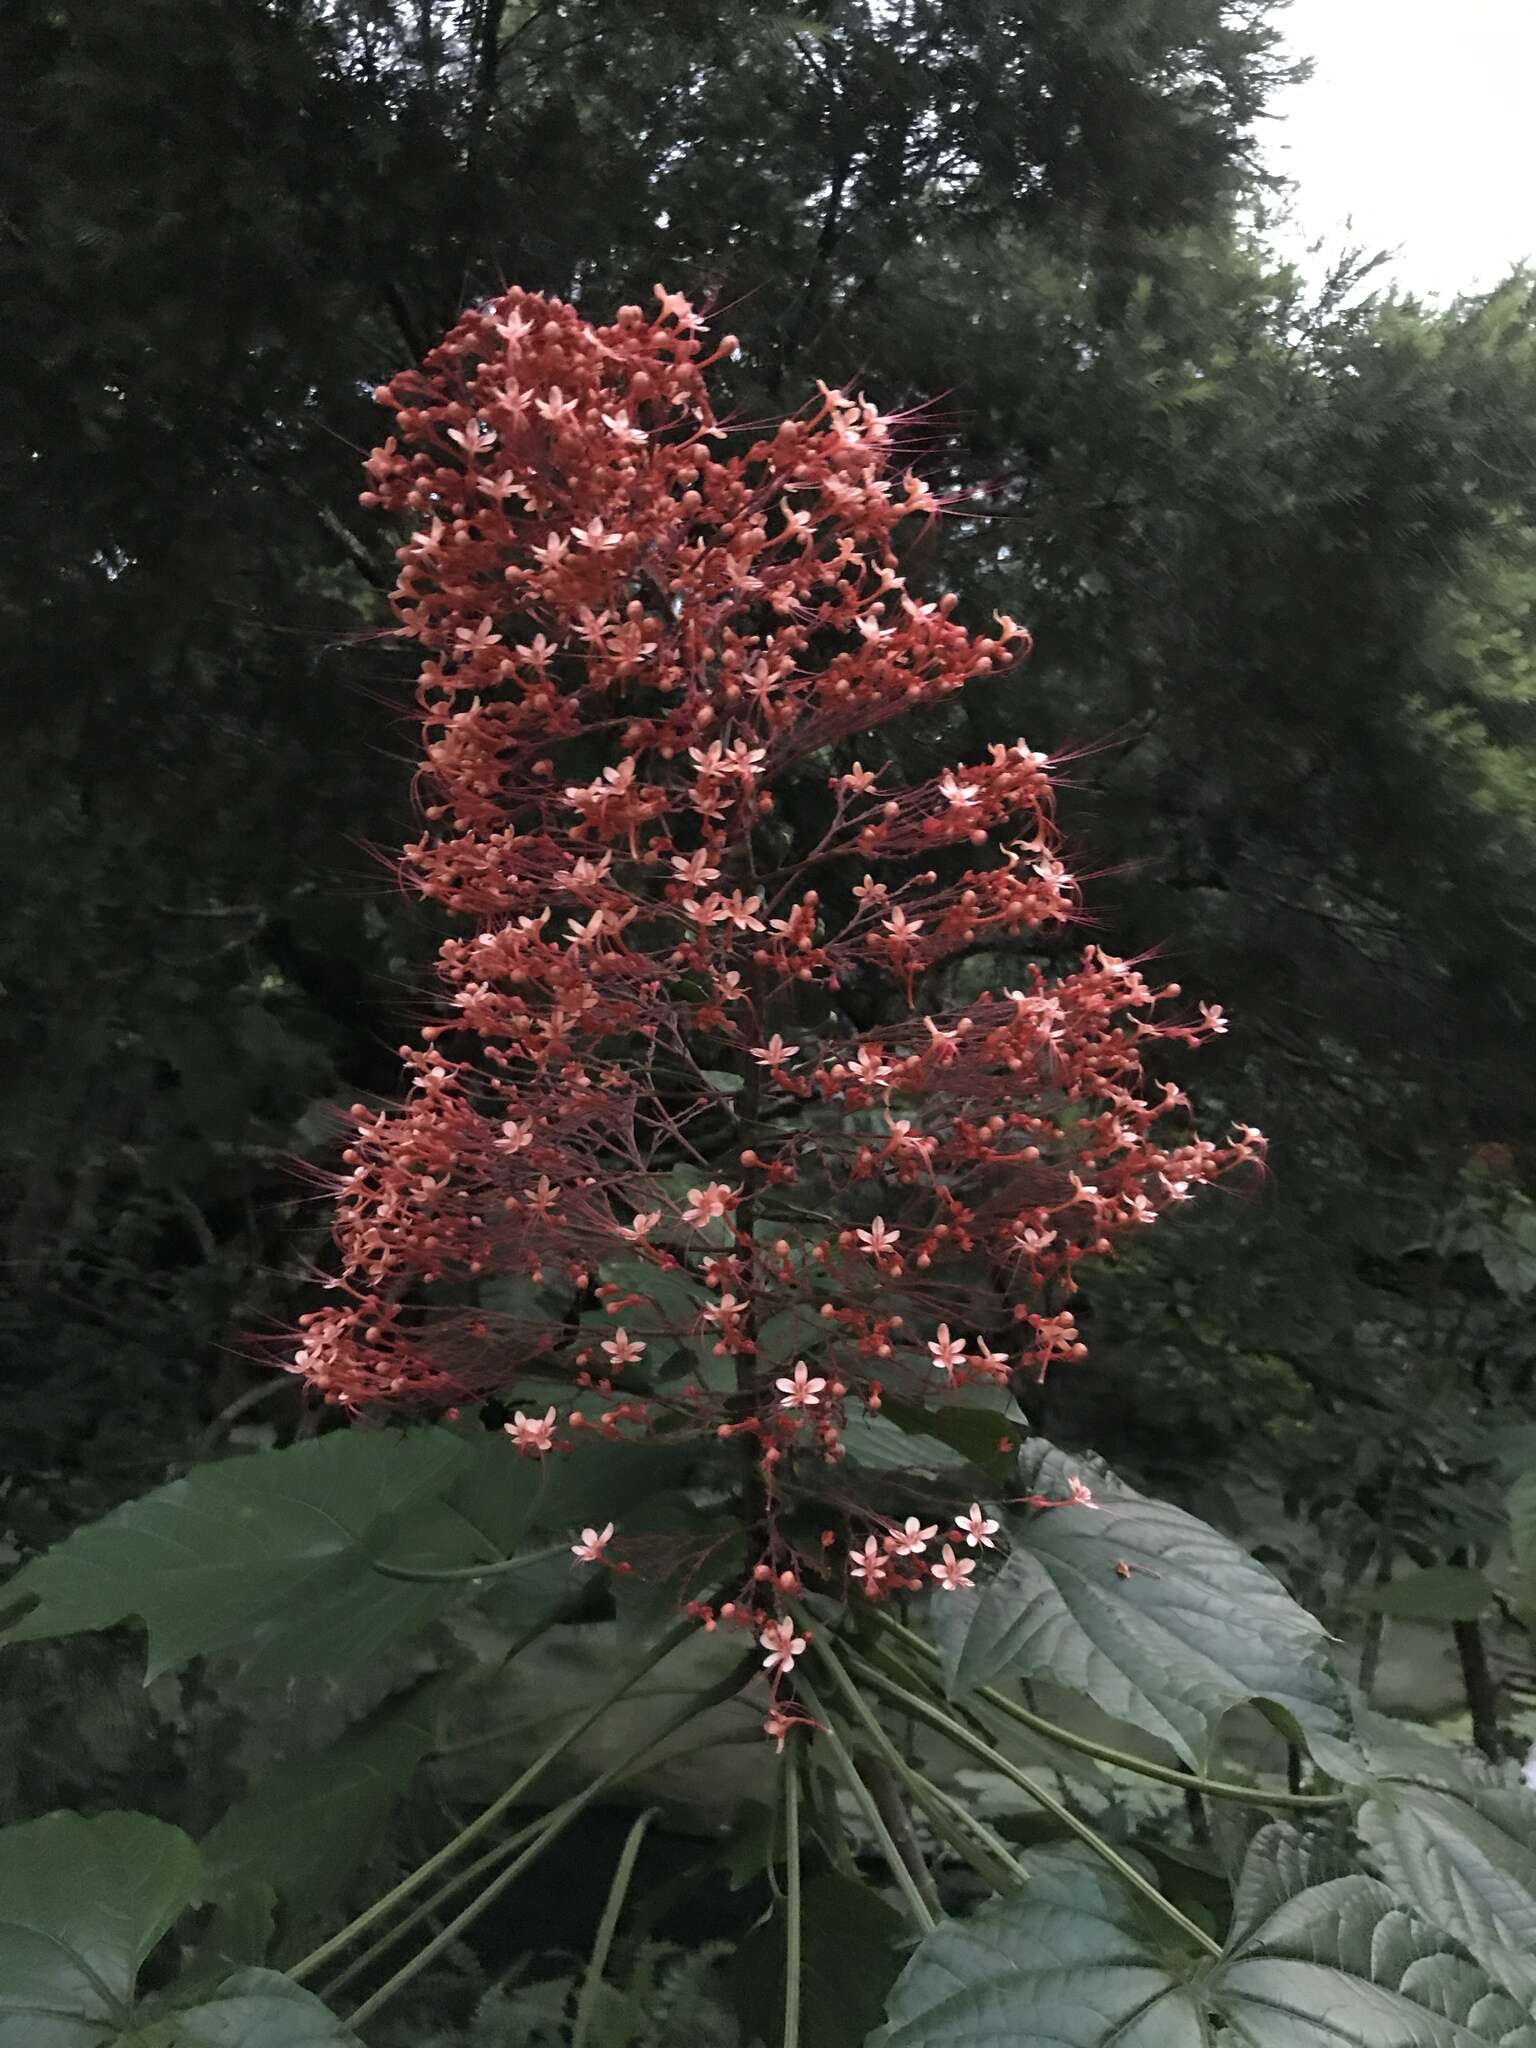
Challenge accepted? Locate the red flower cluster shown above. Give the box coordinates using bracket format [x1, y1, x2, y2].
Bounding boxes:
[294, 285, 1261, 1521]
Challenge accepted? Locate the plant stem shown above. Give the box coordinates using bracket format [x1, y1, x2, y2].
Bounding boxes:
[868, 1609, 1347, 1811]
[289, 1616, 695, 1984]
[318, 1799, 581, 2003]
[571, 1807, 658, 2048]
[899, 1769, 1030, 1893]
[370, 1540, 568, 1583]
[794, 1676, 936, 1932]
[347, 1655, 754, 2028]
[804, 1638, 944, 1911]
[783, 1741, 803, 2048]
[861, 1756, 943, 1920]
[843, 1645, 1222, 1959]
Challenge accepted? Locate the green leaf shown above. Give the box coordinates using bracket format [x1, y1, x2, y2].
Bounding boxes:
[878, 1844, 1206, 2048]
[0, 1430, 474, 1684]
[930, 1439, 1345, 1767]
[734, 1873, 906, 2048]
[0, 1812, 357, 2044]
[0, 1810, 201, 2046]
[880, 1828, 1536, 2048]
[174, 1885, 277, 2000]
[698, 1068, 745, 1095]
[1355, 1728, 1536, 2002]
[201, 1679, 445, 1951]
[1351, 1563, 1496, 1622]
[881, 1392, 1017, 1476]
[139, 1968, 359, 2044]
[839, 1411, 969, 1473]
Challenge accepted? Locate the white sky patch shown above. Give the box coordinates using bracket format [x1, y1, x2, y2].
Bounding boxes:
[1262, 0, 1536, 301]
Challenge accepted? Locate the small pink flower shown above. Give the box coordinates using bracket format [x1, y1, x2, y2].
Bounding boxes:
[600, 1327, 646, 1367]
[957, 1503, 999, 1549]
[930, 1544, 976, 1593]
[505, 1406, 557, 1456]
[855, 1217, 900, 1260]
[751, 1034, 800, 1068]
[1067, 1475, 1097, 1508]
[849, 1536, 889, 1591]
[681, 1182, 740, 1230]
[760, 1617, 807, 1676]
[885, 1517, 937, 1558]
[571, 1522, 614, 1563]
[928, 1324, 967, 1377]
[775, 1361, 827, 1411]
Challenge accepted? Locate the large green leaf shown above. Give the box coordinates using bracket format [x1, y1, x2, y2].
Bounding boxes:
[0, 1811, 201, 2046]
[0, 1812, 355, 2046]
[201, 1679, 445, 1951]
[1355, 1728, 1536, 2003]
[0, 1430, 475, 1684]
[930, 1440, 1344, 1766]
[879, 1828, 1536, 2048]
[878, 1845, 1204, 2048]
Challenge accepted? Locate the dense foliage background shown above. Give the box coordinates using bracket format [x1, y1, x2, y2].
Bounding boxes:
[5, 1, 1536, 2038]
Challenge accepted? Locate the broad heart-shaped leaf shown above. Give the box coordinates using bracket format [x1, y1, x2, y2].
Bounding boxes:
[929, 1440, 1345, 1767]
[0, 1429, 477, 1684]
[0, 1811, 201, 2045]
[877, 1845, 1205, 2048]
[0, 1812, 357, 2046]
[1354, 1725, 1536, 2003]
[201, 1678, 446, 1953]
[879, 1829, 1536, 2048]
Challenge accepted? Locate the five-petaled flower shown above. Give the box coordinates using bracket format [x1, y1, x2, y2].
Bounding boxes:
[760, 1617, 808, 1676]
[930, 1544, 976, 1593]
[601, 1328, 646, 1367]
[571, 1522, 615, 1563]
[506, 1406, 557, 1456]
[957, 1503, 1000, 1549]
[928, 1325, 968, 1378]
[681, 1182, 740, 1230]
[775, 1362, 827, 1411]
[849, 1536, 889, 1590]
[886, 1517, 937, 1557]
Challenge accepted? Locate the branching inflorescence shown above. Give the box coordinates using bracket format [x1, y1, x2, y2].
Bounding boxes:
[294, 285, 1262, 1716]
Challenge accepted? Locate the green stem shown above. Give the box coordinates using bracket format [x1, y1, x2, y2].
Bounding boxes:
[318, 1800, 580, 2004]
[844, 1645, 1222, 1960]
[289, 1616, 694, 1984]
[795, 1675, 936, 1933]
[370, 1540, 568, 1583]
[571, 1807, 658, 2048]
[347, 1656, 754, 2029]
[869, 1610, 1347, 1811]
[802, 1646, 943, 1925]
[901, 1769, 1030, 1893]
[783, 1743, 803, 2048]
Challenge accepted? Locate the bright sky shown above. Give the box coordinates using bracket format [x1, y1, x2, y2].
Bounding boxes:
[1263, 0, 1536, 301]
